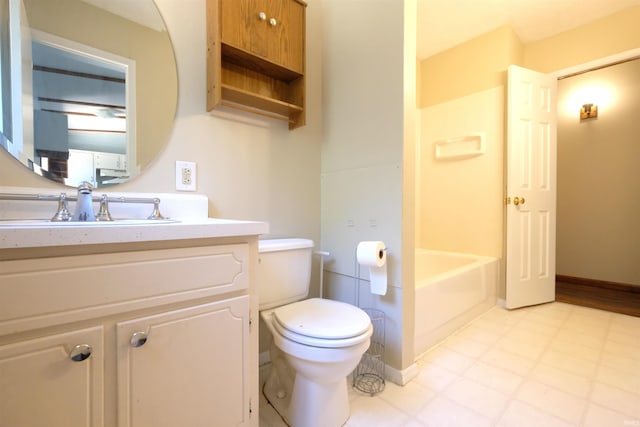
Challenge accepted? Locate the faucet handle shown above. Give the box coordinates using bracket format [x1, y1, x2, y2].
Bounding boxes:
[147, 198, 166, 220]
[51, 193, 72, 222]
[95, 194, 113, 221]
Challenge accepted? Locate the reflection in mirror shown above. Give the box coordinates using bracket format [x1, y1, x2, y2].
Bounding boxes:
[0, 0, 177, 188]
[32, 34, 131, 187]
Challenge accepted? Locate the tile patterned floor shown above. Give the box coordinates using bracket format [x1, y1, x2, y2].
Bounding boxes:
[259, 302, 640, 427]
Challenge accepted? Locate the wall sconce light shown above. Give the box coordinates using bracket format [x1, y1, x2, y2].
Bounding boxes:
[580, 103, 598, 120]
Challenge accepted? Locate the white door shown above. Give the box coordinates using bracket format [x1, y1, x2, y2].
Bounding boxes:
[505, 65, 557, 309]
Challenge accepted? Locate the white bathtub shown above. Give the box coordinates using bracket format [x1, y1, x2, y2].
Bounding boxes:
[414, 249, 499, 358]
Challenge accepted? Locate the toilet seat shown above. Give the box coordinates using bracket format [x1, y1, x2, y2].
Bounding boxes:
[272, 298, 372, 348]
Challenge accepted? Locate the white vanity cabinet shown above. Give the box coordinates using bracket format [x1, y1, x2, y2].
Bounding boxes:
[0, 236, 260, 427]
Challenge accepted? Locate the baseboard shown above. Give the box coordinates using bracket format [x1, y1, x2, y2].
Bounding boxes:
[556, 275, 640, 317]
[384, 362, 419, 386]
[556, 275, 640, 292]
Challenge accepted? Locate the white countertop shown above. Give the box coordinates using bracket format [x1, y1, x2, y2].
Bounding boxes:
[0, 218, 269, 249]
[0, 187, 269, 250]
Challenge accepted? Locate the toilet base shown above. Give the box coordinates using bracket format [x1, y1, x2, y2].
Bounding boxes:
[290, 373, 349, 427]
[263, 364, 350, 427]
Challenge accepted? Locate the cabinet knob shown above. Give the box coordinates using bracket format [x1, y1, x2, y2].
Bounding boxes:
[69, 344, 92, 362]
[130, 331, 148, 348]
[258, 11, 266, 21]
[269, 18, 277, 27]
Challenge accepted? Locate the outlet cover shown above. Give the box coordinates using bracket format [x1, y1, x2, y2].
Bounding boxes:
[175, 161, 196, 191]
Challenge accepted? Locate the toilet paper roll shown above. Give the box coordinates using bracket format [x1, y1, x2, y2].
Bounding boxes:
[356, 241, 387, 296]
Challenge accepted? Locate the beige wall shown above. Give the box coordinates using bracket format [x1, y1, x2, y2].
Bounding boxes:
[418, 25, 523, 108]
[524, 6, 640, 73]
[557, 59, 640, 285]
[320, 0, 415, 374]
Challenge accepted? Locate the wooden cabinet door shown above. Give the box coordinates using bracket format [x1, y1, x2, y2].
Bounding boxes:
[220, 0, 254, 52]
[0, 326, 104, 427]
[117, 296, 251, 427]
[265, 0, 305, 73]
[220, 0, 304, 73]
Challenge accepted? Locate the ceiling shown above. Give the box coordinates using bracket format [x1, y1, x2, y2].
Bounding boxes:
[416, 0, 640, 59]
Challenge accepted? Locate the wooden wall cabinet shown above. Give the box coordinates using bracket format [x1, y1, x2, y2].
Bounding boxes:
[207, 0, 307, 129]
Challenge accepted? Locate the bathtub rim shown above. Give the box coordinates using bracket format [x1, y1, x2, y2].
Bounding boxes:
[415, 248, 498, 290]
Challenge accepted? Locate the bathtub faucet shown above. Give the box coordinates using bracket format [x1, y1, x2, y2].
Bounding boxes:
[72, 181, 96, 221]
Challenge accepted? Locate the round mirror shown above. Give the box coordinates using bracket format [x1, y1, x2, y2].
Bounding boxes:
[0, 0, 177, 188]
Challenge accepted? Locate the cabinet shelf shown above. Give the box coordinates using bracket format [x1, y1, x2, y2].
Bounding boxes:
[221, 84, 303, 123]
[221, 43, 302, 83]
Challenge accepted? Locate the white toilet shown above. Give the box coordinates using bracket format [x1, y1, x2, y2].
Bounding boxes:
[258, 238, 373, 427]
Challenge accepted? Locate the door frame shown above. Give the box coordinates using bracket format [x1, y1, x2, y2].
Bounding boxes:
[551, 48, 640, 80]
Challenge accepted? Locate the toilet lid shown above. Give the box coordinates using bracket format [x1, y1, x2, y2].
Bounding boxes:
[273, 298, 372, 341]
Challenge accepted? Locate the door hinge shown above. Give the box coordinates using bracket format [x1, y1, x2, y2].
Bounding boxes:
[249, 310, 253, 333]
[249, 397, 253, 417]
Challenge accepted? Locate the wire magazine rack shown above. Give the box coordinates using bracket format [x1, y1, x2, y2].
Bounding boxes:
[352, 258, 386, 395]
[352, 307, 385, 395]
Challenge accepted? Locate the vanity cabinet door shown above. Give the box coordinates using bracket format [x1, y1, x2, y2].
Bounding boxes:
[0, 326, 104, 427]
[117, 296, 251, 427]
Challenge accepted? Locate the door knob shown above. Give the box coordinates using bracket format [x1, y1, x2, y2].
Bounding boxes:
[269, 18, 278, 26]
[258, 11, 267, 21]
[513, 196, 525, 206]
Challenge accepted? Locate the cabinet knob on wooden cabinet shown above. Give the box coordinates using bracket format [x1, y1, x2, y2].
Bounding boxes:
[269, 17, 277, 26]
[130, 331, 148, 348]
[258, 11, 267, 21]
[69, 344, 92, 362]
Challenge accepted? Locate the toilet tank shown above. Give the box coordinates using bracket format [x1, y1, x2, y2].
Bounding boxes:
[257, 238, 314, 310]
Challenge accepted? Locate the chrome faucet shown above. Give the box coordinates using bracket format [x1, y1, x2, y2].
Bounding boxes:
[72, 181, 96, 221]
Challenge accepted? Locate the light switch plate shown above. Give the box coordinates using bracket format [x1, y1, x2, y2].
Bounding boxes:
[175, 161, 196, 191]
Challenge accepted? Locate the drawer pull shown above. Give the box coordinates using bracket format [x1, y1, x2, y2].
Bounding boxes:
[130, 331, 148, 348]
[69, 344, 92, 362]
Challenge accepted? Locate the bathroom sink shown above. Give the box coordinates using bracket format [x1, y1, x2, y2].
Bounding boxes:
[0, 219, 180, 227]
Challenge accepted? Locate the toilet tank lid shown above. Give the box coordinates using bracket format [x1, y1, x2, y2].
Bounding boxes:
[258, 238, 314, 253]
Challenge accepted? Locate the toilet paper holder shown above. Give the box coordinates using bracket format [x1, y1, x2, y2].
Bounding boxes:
[356, 241, 388, 299]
